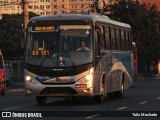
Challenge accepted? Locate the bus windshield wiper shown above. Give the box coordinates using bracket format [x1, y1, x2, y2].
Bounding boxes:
[39, 56, 47, 67]
[63, 49, 77, 70]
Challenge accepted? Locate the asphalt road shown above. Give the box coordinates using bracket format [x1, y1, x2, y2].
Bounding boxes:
[0, 78, 160, 120]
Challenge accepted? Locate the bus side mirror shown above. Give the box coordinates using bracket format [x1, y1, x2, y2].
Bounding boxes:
[95, 25, 103, 35]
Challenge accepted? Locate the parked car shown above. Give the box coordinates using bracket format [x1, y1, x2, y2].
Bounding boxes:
[0, 49, 6, 95]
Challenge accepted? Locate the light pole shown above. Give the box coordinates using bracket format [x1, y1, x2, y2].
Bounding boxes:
[22, 0, 29, 48]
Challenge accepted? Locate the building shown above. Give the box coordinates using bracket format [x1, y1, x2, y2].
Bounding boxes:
[141, 0, 160, 11]
[69, 0, 94, 13]
[51, 0, 69, 15]
[28, 0, 51, 15]
[0, 0, 94, 15]
[0, 0, 22, 14]
[0, 0, 119, 16]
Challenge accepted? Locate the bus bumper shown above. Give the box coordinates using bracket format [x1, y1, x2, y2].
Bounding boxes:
[25, 82, 94, 97]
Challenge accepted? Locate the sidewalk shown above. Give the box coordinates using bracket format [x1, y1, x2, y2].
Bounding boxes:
[6, 82, 25, 92]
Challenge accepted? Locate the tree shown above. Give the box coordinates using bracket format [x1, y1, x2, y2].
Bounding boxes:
[0, 12, 38, 59]
[102, 0, 160, 76]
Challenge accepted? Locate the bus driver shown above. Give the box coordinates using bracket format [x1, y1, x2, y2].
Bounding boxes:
[76, 41, 90, 51]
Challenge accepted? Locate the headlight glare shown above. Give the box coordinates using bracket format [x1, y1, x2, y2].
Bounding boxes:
[78, 74, 92, 83]
[26, 76, 31, 81]
[25, 76, 38, 84]
[85, 74, 92, 81]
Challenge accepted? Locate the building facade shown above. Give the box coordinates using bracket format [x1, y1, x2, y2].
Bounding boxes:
[0, 0, 109, 16]
[0, 0, 94, 15]
[0, 0, 22, 14]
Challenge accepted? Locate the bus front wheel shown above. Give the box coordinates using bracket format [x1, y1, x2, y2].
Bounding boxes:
[94, 83, 105, 103]
[36, 96, 47, 105]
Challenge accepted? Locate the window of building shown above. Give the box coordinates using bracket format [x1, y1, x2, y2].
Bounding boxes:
[29, 6, 32, 9]
[54, 11, 57, 15]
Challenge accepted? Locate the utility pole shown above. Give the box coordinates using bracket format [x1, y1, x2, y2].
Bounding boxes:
[22, 0, 29, 48]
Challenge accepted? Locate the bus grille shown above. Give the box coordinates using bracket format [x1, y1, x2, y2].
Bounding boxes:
[40, 87, 77, 94]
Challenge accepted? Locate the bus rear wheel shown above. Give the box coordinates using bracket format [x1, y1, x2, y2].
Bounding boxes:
[115, 81, 124, 99]
[36, 96, 47, 105]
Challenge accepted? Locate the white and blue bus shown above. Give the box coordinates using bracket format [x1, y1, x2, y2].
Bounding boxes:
[25, 12, 137, 104]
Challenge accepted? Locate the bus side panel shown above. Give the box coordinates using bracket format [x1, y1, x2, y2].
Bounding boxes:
[93, 51, 133, 95]
[93, 51, 112, 95]
[111, 52, 133, 91]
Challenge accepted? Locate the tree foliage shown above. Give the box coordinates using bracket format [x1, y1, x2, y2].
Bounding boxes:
[0, 12, 38, 59]
[104, 0, 160, 75]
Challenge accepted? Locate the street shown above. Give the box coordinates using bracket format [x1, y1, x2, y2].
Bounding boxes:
[0, 78, 160, 120]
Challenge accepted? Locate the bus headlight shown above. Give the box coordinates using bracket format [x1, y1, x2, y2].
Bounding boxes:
[25, 75, 38, 84]
[78, 74, 93, 83]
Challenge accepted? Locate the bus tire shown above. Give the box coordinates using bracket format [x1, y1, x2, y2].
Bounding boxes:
[36, 96, 47, 105]
[1, 88, 5, 96]
[94, 95, 104, 103]
[115, 81, 124, 99]
[107, 92, 114, 99]
[94, 82, 105, 103]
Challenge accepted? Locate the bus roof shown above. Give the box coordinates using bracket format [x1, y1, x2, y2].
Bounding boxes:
[29, 13, 131, 29]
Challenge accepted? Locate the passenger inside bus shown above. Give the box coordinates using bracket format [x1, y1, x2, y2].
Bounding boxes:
[76, 41, 90, 51]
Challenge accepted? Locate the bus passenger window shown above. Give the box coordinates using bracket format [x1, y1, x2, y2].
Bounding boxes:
[121, 30, 125, 51]
[128, 31, 132, 50]
[111, 27, 116, 50]
[105, 26, 110, 50]
[99, 26, 105, 50]
[125, 31, 129, 51]
[95, 24, 105, 56]
[116, 29, 120, 50]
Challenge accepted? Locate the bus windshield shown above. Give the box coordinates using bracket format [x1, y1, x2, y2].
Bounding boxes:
[25, 25, 93, 67]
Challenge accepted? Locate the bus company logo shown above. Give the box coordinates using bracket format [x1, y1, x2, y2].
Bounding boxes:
[2, 112, 11, 117]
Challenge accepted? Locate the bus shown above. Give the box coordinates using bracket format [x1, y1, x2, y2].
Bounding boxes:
[0, 49, 6, 95]
[25, 12, 137, 104]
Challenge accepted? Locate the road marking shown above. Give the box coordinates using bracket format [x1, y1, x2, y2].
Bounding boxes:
[86, 114, 100, 119]
[156, 97, 160, 100]
[3, 107, 18, 110]
[117, 107, 128, 110]
[139, 101, 148, 104]
[47, 101, 52, 103]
